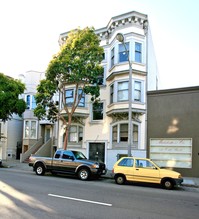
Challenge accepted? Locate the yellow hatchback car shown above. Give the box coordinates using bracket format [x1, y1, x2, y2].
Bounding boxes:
[112, 157, 183, 189]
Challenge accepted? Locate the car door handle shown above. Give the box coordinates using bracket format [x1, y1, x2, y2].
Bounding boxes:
[136, 168, 139, 170]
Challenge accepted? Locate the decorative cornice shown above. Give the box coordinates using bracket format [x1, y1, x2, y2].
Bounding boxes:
[95, 11, 147, 40]
[108, 112, 143, 123]
[59, 11, 148, 46]
[106, 108, 145, 117]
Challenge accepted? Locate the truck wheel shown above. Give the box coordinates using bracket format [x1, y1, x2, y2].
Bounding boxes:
[35, 163, 45, 176]
[78, 168, 90, 180]
[162, 179, 174, 190]
[115, 175, 126, 185]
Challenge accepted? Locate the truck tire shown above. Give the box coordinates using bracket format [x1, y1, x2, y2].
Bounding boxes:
[78, 168, 90, 180]
[35, 163, 45, 176]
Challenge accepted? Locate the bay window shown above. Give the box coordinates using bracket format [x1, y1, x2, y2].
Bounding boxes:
[24, 120, 37, 139]
[68, 125, 83, 143]
[112, 123, 139, 147]
[65, 88, 85, 107]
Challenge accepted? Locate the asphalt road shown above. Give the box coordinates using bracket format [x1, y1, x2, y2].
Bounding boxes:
[0, 168, 199, 219]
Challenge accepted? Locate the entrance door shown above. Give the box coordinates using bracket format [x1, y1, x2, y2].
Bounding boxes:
[89, 143, 105, 163]
[45, 128, 51, 142]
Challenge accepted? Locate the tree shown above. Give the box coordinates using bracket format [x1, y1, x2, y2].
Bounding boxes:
[0, 73, 26, 122]
[34, 27, 104, 150]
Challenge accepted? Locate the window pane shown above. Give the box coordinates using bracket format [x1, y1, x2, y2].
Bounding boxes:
[118, 90, 128, 101]
[134, 81, 141, 101]
[118, 82, 128, 101]
[97, 68, 104, 85]
[92, 102, 103, 120]
[32, 96, 36, 109]
[78, 89, 85, 107]
[135, 42, 142, 63]
[110, 84, 114, 104]
[120, 124, 128, 142]
[25, 121, 29, 138]
[66, 89, 74, 106]
[70, 126, 77, 132]
[111, 47, 115, 67]
[119, 43, 129, 62]
[30, 121, 36, 138]
[79, 127, 83, 142]
[69, 125, 77, 142]
[112, 125, 117, 142]
[26, 95, 30, 109]
[69, 133, 77, 142]
[133, 124, 138, 142]
[118, 81, 128, 90]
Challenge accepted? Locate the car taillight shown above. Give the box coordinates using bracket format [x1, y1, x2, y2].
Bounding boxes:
[112, 169, 114, 174]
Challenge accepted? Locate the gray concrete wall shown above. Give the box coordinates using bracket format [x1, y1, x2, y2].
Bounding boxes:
[147, 86, 199, 177]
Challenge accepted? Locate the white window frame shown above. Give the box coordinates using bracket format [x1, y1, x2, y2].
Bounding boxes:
[111, 47, 115, 68]
[118, 42, 130, 63]
[65, 88, 85, 107]
[111, 80, 144, 103]
[25, 94, 36, 110]
[111, 122, 140, 148]
[24, 120, 37, 139]
[68, 125, 83, 143]
[135, 42, 142, 63]
[117, 81, 128, 102]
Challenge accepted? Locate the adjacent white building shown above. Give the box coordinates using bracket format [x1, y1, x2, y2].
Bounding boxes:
[19, 70, 58, 162]
[58, 11, 159, 169]
[0, 114, 23, 160]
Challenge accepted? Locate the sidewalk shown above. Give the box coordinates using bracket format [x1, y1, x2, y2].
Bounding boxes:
[1, 158, 199, 188]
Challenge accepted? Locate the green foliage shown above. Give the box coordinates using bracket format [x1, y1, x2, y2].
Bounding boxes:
[34, 27, 104, 122]
[0, 73, 26, 121]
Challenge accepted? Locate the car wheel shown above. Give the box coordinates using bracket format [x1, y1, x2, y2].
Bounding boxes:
[35, 163, 45, 176]
[162, 179, 174, 190]
[115, 175, 126, 185]
[78, 168, 90, 180]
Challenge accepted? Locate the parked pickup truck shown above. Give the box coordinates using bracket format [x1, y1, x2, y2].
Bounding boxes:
[29, 149, 107, 180]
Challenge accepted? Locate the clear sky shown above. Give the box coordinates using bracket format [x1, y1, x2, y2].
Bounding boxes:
[0, 0, 198, 89]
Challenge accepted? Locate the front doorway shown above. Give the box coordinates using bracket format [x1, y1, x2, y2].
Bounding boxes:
[89, 143, 105, 163]
[45, 128, 51, 142]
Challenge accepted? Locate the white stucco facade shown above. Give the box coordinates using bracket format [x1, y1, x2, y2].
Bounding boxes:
[58, 11, 158, 170]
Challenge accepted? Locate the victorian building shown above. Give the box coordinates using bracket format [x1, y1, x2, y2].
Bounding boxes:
[58, 11, 158, 169]
[19, 70, 58, 162]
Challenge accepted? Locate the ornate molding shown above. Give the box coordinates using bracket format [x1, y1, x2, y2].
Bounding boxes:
[110, 112, 142, 123]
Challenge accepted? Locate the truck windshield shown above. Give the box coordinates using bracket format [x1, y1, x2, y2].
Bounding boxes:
[73, 151, 87, 160]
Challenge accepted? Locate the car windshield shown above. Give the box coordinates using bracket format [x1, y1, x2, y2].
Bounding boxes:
[73, 151, 87, 160]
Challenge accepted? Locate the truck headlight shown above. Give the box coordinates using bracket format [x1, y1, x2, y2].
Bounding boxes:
[92, 164, 99, 168]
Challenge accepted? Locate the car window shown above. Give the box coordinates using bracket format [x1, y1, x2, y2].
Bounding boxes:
[118, 158, 134, 167]
[72, 151, 87, 160]
[135, 159, 156, 169]
[62, 151, 73, 159]
[55, 151, 61, 158]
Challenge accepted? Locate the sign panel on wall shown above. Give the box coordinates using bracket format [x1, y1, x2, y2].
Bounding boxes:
[150, 138, 192, 168]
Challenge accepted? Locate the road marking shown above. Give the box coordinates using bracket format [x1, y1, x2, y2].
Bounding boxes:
[48, 193, 112, 207]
